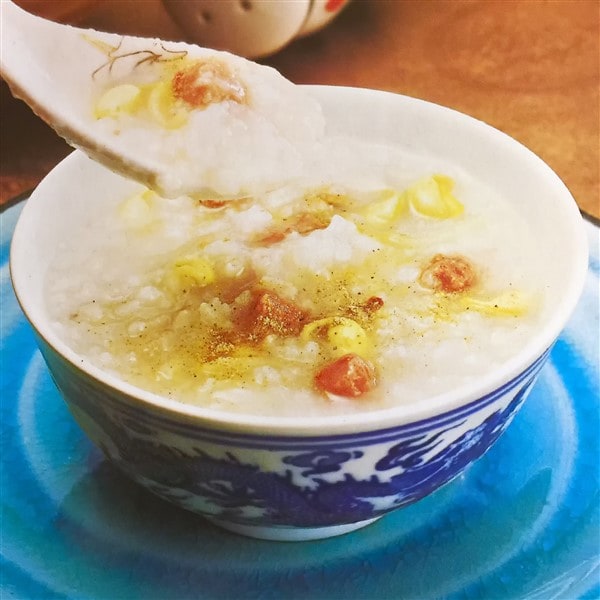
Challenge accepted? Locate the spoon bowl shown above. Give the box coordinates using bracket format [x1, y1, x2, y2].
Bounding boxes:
[0, 0, 324, 199]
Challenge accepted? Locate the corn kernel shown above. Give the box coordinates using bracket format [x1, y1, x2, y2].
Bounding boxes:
[404, 175, 464, 219]
[301, 317, 370, 356]
[94, 84, 142, 119]
[362, 190, 408, 225]
[174, 256, 215, 286]
[327, 321, 370, 356]
[460, 291, 529, 316]
[147, 81, 188, 129]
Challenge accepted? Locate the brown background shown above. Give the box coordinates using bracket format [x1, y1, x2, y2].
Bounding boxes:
[1, 0, 599, 218]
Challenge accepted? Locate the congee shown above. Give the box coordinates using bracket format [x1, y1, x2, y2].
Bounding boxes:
[46, 139, 545, 417]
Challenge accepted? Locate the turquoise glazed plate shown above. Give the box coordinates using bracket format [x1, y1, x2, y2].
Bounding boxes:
[1, 197, 599, 600]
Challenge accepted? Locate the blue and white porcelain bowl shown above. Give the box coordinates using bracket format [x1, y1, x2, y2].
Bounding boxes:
[10, 86, 588, 541]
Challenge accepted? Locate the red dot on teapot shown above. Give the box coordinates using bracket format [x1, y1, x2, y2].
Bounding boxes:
[326, 0, 346, 12]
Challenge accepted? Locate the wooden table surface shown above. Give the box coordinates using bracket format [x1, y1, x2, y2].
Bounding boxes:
[1, 0, 598, 218]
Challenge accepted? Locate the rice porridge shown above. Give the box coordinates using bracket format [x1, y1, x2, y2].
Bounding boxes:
[46, 140, 545, 417]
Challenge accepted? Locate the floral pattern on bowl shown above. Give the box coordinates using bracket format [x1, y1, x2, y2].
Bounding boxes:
[40, 337, 549, 540]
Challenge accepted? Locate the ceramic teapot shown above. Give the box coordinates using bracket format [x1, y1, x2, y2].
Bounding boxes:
[162, 0, 350, 58]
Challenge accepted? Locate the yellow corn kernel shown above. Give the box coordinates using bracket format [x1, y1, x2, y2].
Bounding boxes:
[301, 317, 370, 356]
[147, 81, 188, 129]
[327, 321, 370, 356]
[361, 190, 408, 225]
[403, 175, 464, 219]
[94, 84, 142, 119]
[117, 189, 156, 228]
[460, 291, 529, 317]
[174, 256, 215, 286]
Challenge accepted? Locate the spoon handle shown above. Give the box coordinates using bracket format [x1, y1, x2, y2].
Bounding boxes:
[2, 1, 96, 120]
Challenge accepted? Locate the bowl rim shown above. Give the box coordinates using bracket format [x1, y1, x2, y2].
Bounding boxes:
[9, 84, 589, 436]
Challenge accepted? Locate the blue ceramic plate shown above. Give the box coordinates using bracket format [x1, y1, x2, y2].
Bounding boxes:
[1, 197, 599, 600]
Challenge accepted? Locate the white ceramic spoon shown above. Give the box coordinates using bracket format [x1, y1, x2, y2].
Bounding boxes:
[0, 0, 324, 199]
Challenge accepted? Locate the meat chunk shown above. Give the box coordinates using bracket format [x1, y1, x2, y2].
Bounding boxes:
[238, 290, 306, 342]
[361, 296, 384, 315]
[419, 254, 477, 293]
[314, 353, 376, 398]
[172, 59, 246, 109]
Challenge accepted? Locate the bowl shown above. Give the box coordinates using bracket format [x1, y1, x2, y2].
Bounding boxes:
[10, 86, 588, 541]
